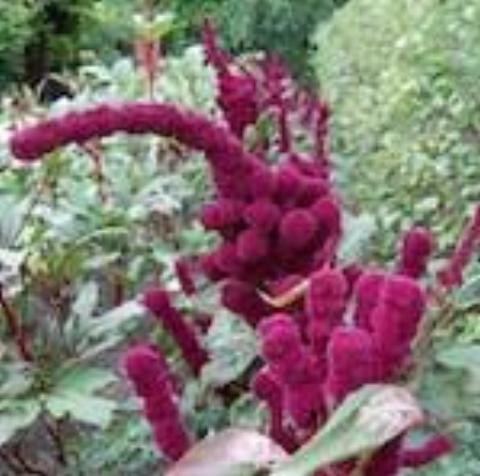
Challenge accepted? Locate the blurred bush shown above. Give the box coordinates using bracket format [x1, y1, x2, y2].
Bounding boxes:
[0, 1, 35, 88]
[0, 0, 99, 89]
[1, 0, 349, 89]
[312, 0, 480, 259]
[168, 0, 349, 79]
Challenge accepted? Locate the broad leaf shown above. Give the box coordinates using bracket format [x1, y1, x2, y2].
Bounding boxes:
[419, 345, 480, 419]
[72, 281, 99, 319]
[53, 365, 117, 395]
[45, 391, 116, 428]
[272, 384, 423, 476]
[201, 313, 257, 387]
[166, 428, 288, 476]
[0, 399, 40, 446]
[0, 362, 33, 398]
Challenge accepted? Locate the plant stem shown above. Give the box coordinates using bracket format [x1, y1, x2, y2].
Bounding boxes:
[81, 143, 108, 204]
[12, 442, 49, 476]
[0, 287, 33, 361]
[45, 417, 67, 466]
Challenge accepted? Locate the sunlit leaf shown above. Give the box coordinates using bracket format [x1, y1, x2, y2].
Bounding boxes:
[166, 428, 288, 476]
[272, 384, 423, 476]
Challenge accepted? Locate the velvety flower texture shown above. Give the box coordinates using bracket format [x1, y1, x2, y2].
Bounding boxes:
[398, 226, 435, 278]
[10, 102, 249, 177]
[251, 367, 297, 452]
[174, 258, 197, 296]
[202, 20, 259, 137]
[279, 209, 317, 251]
[142, 287, 208, 376]
[10, 23, 465, 475]
[370, 276, 426, 378]
[258, 315, 325, 431]
[221, 279, 272, 326]
[353, 270, 387, 330]
[438, 204, 480, 289]
[123, 344, 190, 461]
[324, 327, 377, 403]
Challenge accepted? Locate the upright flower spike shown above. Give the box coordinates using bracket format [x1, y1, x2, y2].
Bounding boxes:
[258, 314, 324, 430]
[306, 268, 348, 356]
[202, 20, 259, 137]
[371, 276, 426, 378]
[324, 327, 377, 403]
[353, 271, 387, 329]
[438, 204, 480, 289]
[174, 258, 197, 296]
[251, 367, 298, 451]
[218, 72, 260, 138]
[398, 226, 435, 278]
[201, 18, 230, 73]
[305, 268, 348, 321]
[123, 344, 190, 461]
[142, 287, 208, 376]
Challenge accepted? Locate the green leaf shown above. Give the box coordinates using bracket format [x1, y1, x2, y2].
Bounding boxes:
[456, 274, 480, 309]
[201, 312, 257, 387]
[0, 399, 40, 446]
[89, 300, 144, 335]
[166, 428, 287, 476]
[436, 345, 480, 370]
[45, 391, 116, 428]
[53, 365, 117, 395]
[72, 281, 99, 319]
[338, 213, 376, 264]
[272, 385, 423, 476]
[0, 362, 33, 398]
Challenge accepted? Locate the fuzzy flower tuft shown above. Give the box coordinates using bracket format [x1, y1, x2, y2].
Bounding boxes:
[279, 209, 317, 251]
[123, 344, 190, 461]
[142, 287, 208, 375]
[398, 226, 434, 278]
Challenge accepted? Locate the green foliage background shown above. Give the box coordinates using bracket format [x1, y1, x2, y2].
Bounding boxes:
[312, 0, 480, 260]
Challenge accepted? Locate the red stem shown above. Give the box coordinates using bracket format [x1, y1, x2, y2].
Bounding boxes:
[81, 143, 108, 204]
[0, 287, 33, 361]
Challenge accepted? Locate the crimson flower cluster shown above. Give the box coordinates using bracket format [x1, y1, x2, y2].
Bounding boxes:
[123, 344, 190, 461]
[9, 25, 477, 475]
